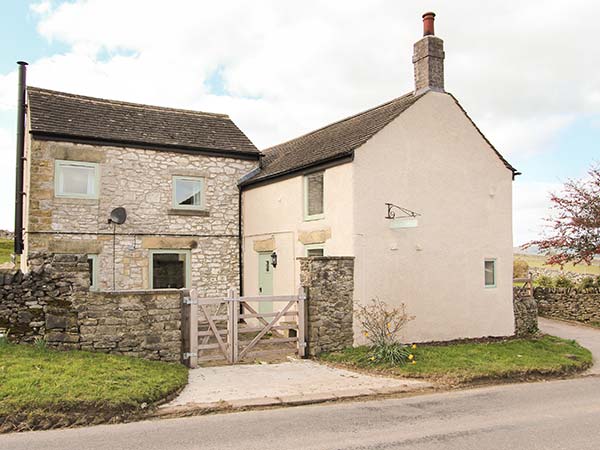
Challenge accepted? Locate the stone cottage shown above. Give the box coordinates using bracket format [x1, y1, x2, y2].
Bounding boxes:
[240, 12, 519, 343]
[19, 87, 260, 294]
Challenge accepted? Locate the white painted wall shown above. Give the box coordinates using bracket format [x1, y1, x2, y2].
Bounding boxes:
[242, 90, 515, 343]
[242, 163, 354, 296]
[352, 91, 514, 342]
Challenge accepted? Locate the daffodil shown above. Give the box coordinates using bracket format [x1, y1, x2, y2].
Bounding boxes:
[408, 354, 414, 360]
[364, 331, 369, 337]
[411, 360, 417, 365]
[370, 356, 375, 361]
[411, 344, 417, 349]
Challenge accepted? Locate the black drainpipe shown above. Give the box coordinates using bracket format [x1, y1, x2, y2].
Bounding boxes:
[14, 61, 28, 255]
[238, 187, 244, 297]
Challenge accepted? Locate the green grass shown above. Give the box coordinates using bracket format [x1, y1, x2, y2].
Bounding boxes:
[0, 239, 12, 265]
[515, 254, 600, 276]
[0, 343, 188, 424]
[319, 335, 592, 384]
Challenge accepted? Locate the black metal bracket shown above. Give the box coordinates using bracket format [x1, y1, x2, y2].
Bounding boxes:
[385, 203, 421, 219]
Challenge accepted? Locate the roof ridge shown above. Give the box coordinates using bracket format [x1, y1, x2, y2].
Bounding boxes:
[262, 91, 417, 153]
[27, 86, 230, 119]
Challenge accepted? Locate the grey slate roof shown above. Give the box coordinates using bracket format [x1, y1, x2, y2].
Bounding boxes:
[244, 90, 517, 185]
[246, 92, 425, 184]
[27, 87, 259, 157]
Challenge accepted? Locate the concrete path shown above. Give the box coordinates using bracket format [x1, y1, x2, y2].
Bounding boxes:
[539, 317, 600, 375]
[4, 376, 600, 449]
[161, 359, 431, 412]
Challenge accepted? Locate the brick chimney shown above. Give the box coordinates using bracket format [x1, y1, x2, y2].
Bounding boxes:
[412, 12, 445, 94]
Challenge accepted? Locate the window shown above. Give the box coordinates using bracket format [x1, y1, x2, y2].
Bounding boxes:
[87, 254, 98, 290]
[484, 259, 496, 288]
[172, 176, 204, 209]
[55, 160, 99, 198]
[150, 250, 191, 289]
[304, 171, 324, 220]
[305, 244, 324, 257]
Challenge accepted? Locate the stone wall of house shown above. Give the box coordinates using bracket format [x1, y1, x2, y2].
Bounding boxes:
[299, 256, 354, 356]
[512, 289, 538, 336]
[0, 253, 183, 362]
[534, 287, 600, 325]
[24, 139, 257, 293]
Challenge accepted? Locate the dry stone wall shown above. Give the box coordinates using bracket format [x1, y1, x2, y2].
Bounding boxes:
[299, 256, 354, 356]
[512, 290, 538, 336]
[534, 287, 600, 325]
[0, 253, 183, 362]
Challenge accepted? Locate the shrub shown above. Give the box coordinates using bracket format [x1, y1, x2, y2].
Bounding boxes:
[355, 299, 416, 365]
[513, 259, 529, 278]
[579, 277, 596, 290]
[355, 298, 415, 347]
[555, 275, 574, 289]
[536, 275, 554, 288]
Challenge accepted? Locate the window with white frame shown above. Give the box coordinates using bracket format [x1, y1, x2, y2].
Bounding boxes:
[305, 244, 324, 257]
[87, 254, 98, 290]
[150, 250, 191, 289]
[55, 160, 99, 198]
[304, 171, 324, 220]
[484, 259, 496, 288]
[172, 176, 204, 209]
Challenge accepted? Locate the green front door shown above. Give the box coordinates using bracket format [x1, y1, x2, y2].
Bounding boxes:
[258, 252, 273, 313]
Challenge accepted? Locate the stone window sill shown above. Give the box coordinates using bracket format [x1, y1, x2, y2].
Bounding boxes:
[167, 208, 210, 217]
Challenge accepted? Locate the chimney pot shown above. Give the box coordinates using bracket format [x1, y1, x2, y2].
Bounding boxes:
[422, 12, 435, 36]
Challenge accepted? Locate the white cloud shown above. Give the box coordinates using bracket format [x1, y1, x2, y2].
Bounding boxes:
[512, 180, 562, 246]
[1, 0, 599, 233]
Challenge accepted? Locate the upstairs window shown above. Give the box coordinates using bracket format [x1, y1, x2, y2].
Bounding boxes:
[172, 176, 204, 209]
[55, 160, 99, 199]
[304, 171, 324, 220]
[484, 259, 496, 288]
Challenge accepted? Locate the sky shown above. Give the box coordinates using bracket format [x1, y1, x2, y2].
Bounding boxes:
[0, 0, 599, 246]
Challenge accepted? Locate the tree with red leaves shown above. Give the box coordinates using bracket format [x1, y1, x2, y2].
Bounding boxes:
[528, 165, 600, 267]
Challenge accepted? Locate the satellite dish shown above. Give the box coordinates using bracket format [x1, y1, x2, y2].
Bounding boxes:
[109, 207, 127, 225]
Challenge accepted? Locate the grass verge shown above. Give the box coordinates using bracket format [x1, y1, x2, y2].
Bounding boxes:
[319, 335, 592, 385]
[0, 343, 188, 433]
[0, 239, 12, 265]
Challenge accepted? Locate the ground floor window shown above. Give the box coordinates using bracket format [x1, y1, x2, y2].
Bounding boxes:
[484, 259, 496, 288]
[87, 254, 98, 290]
[305, 244, 325, 257]
[150, 250, 191, 289]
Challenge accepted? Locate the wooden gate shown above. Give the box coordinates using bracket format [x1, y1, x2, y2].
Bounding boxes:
[182, 288, 307, 368]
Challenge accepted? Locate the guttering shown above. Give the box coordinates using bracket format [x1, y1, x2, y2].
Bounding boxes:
[13, 61, 28, 255]
[240, 152, 354, 190]
[29, 132, 261, 161]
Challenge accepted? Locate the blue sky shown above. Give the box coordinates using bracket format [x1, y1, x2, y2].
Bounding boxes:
[0, 0, 598, 246]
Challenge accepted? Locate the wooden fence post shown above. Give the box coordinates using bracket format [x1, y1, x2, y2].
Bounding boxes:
[297, 286, 307, 358]
[184, 289, 199, 369]
[227, 287, 238, 364]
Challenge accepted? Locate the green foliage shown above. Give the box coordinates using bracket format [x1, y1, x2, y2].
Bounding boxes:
[364, 343, 413, 366]
[0, 343, 188, 417]
[320, 335, 592, 383]
[33, 336, 47, 352]
[579, 277, 597, 289]
[555, 275, 575, 289]
[355, 298, 414, 347]
[0, 239, 13, 265]
[0, 329, 9, 347]
[513, 259, 529, 278]
[536, 275, 555, 288]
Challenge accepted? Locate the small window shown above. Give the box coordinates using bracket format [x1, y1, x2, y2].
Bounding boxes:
[55, 160, 99, 198]
[304, 171, 324, 220]
[484, 259, 496, 288]
[172, 176, 204, 209]
[150, 250, 190, 289]
[306, 244, 324, 257]
[87, 254, 98, 290]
